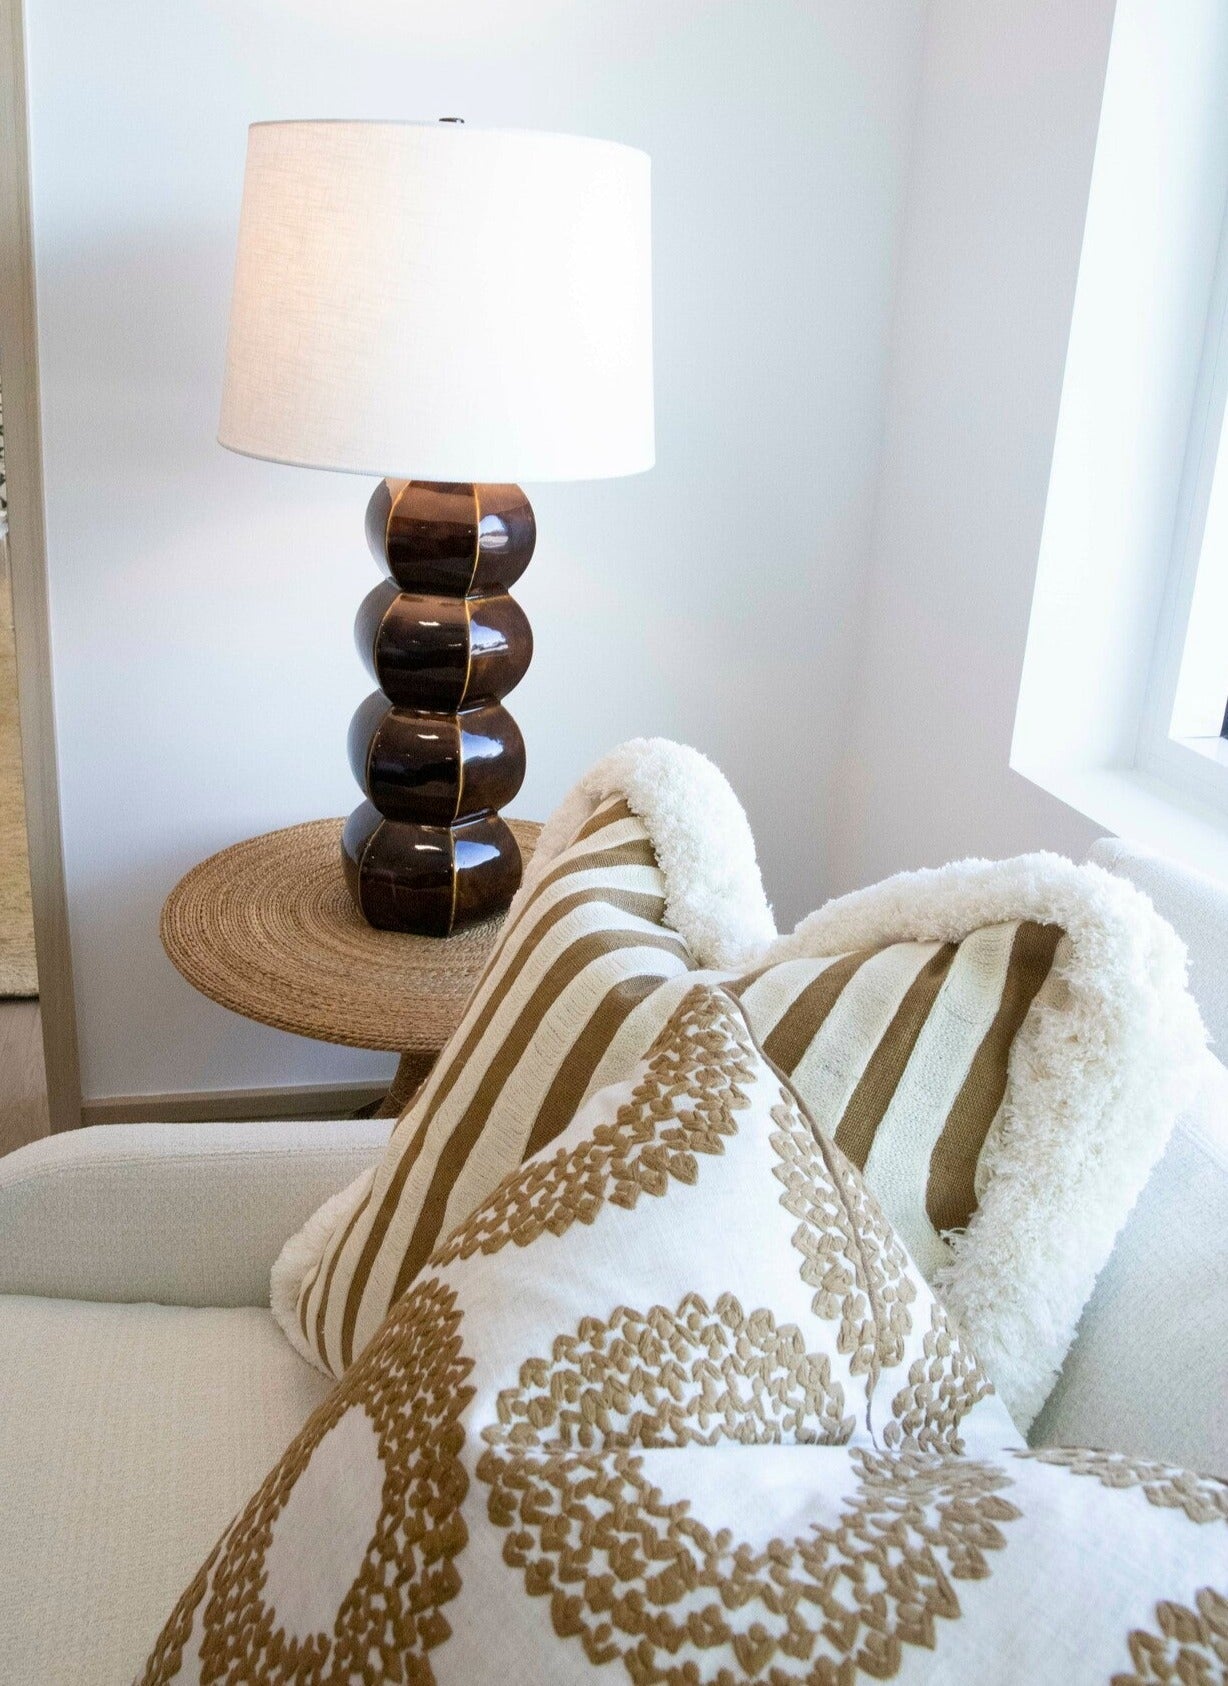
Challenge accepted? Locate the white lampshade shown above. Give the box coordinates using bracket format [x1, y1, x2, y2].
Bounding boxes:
[219, 121, 653, 483]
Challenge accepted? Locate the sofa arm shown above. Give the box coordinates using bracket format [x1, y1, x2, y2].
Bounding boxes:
[0, 1118, 390, 1307]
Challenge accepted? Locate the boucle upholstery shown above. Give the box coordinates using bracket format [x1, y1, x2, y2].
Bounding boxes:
[1031, 1044, 1228, 1474]
[0, 1117, 390, 1306]
[0, 1297, 331, 1686]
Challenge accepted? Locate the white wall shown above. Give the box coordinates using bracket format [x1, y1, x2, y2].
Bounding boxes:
[25, 0, 926, 1102]
[826, 0, 1118, 898]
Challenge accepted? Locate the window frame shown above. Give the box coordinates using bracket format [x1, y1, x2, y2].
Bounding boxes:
[1137, 184, 1228, 816]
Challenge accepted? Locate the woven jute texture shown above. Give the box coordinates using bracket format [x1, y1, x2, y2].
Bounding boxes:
[161, 817, 541, 1053]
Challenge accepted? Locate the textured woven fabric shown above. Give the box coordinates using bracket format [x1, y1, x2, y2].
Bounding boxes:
[0, 1118, 390, 1306]
[147, 988, 1224, 1686]
[1031, 1050, 1228, 1474]
[0, 1297, 330, 1686]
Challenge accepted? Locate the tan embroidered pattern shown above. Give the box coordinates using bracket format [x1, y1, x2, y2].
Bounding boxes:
[138, 1541, 223, 1684]
[434, 989, 757, 1266]
[769, 1087, 917, 1399]
[768, 1078, 995, 1448]
[883, 1301, 994, 1455]
[477, 1442, 1020, 1682]
[1113, 1588, 1228, 1686]
[139, 1275, 474, 1686]
[1020, 1449, 1228, 1525]
[486, 1291, 854, 1452]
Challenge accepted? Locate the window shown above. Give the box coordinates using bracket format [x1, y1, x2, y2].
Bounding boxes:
[1011, 9, 1228, 882]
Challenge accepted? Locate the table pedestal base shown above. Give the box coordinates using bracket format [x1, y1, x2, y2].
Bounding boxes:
[373, 1050, 439, 1119]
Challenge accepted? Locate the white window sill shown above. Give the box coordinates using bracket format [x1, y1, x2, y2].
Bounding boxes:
[1019, 759, 1228, 884]
[1181, 733, 1228, 769]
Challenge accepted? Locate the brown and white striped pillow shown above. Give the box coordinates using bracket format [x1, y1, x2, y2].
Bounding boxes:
[273, 740, 1202, 1425]
[740, 918, 1064, 1281]
[277, 793, 696, 1377]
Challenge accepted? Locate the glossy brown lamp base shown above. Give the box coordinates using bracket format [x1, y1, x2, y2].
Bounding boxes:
[345, 480, 534, 936]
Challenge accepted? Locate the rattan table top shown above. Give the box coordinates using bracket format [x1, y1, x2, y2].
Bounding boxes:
[160, 817, 541, 1053]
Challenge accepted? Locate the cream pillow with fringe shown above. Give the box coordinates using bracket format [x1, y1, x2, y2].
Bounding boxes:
[273, 738, 1204, 1429]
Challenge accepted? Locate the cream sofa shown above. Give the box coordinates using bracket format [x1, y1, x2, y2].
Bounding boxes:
[1, 839, 1225, 1685]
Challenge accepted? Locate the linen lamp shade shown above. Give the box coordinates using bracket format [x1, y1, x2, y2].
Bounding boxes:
[219, 121, 654, 482]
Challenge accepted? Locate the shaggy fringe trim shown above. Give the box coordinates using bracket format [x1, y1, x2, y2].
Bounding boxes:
[270, 1168, 374, 1376]
[769, 851, 1207, 1428]
[511, 737, 775, 969]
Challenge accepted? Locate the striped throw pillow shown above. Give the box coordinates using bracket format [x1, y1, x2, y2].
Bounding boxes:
[279, 793, 697, 1377]
[273, 738, 1202, 1428]
[738, 921, 1063, 1261]
[604, 918, 1064, 1285]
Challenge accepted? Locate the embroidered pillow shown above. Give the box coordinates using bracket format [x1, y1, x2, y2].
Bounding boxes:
[146, 989, 1225, 1686]
[274, 738, 1204, 1428]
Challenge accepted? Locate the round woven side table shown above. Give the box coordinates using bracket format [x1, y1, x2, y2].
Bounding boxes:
[161, 817, 541, 1118]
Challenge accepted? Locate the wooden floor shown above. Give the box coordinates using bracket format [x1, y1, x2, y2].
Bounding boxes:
[0, 996, 49, 1156]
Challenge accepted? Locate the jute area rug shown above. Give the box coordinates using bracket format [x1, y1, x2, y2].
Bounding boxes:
[0, 542, 37, 997]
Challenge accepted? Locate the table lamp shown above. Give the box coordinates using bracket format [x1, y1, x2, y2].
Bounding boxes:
[219, 120, 653, 934]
